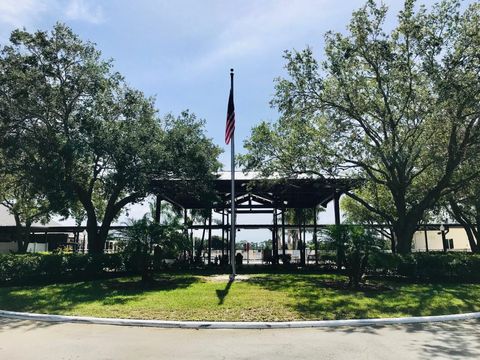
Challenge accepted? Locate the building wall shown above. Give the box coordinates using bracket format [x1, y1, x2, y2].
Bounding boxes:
[413, 227, 471, 252]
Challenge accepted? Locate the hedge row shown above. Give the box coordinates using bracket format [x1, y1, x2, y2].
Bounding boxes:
[0, 253, 125, 285]
[368, 252, 480, 281]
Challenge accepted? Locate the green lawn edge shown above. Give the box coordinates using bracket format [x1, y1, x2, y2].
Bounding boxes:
[0, 273, 479, 322]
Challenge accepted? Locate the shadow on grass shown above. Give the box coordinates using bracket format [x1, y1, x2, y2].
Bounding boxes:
[215, 280, 233, 305]
[0, 274, 199, 316]
[247, 274, 480, 320]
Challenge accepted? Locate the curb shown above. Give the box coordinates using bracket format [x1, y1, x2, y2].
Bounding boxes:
[1, 310, 480, 329]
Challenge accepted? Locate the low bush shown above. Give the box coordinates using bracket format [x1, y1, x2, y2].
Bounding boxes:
[0, 253, 125, 285]
[368, 252, 480, 281]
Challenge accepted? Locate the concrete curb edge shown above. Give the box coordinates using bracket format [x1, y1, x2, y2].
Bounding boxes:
[1, 310, 480, 329]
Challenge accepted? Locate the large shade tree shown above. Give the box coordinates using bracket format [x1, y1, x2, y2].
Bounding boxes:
[240, 0, 480, 253]
[0, 24, 221, 253]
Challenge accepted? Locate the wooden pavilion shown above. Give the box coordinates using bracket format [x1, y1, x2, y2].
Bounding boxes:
[151, 172, 353, 265]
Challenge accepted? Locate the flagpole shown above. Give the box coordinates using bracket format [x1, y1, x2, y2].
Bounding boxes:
[229, 68, 236, 281]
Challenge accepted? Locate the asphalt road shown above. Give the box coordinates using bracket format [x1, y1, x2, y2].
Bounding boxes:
[0, 318, 479, 359]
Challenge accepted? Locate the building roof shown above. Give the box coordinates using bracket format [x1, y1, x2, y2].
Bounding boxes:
[0, 205, 61, 227]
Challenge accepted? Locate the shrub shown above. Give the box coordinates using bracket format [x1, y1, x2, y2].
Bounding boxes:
[0, 253, 128, 285]
[325, 225, 383, 288]
[367, 252, 480, 282]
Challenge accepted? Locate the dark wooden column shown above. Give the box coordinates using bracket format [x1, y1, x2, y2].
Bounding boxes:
[155, 195, 162, 224]
[334, 190, 341, 226]
[274, 208, 279, 264]
[207, 209, 212, 265]
[226, 213, 230, 264]
[221, 211, 225, 258]
[303, 214, 307, 265]
[423, 224, 429, 253]
[281, 208, 286, 257]
[299, 211, 305, 266]
[183, 208, 188, 261]
[313, 207, 318, 265]
[271, 209, 276, 264]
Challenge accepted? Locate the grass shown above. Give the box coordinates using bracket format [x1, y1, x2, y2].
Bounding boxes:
[0, 273, 479, 321]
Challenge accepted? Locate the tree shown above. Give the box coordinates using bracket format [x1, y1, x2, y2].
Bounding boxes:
[240, 0, 480, 253]
[0, 172, 53, 253]
[0, 24, 221, 253]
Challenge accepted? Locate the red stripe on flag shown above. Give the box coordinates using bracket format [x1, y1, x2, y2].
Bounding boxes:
[225, 87, 235, 144]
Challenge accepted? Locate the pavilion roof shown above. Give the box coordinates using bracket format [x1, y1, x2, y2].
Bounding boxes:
[150, 172, 355, 210]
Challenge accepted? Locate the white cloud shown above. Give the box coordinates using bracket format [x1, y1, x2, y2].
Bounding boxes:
[0, 0, 49, 28]
[64, 0, 105, 24]
[192, 0, 332, 71]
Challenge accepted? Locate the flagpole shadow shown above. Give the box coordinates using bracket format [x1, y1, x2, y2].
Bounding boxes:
[216, 279, 234, 305]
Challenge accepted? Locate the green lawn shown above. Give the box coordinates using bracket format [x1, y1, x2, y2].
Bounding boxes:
[0, 274, 479, 321]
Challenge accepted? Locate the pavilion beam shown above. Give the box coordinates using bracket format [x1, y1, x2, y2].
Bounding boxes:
[226, 209, 275, 214]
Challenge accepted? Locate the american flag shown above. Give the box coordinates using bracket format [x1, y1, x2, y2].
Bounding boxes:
[225, 85, 235, 144]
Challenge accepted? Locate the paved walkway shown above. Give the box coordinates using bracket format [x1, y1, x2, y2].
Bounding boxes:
[0, 318, 479, 359]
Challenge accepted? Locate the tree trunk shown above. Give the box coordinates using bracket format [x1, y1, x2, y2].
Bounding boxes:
[13, 213, 30, 253]
[464, 226, 479, 253]
[394, 225, 416, 254]
[86, 218, 103, 254]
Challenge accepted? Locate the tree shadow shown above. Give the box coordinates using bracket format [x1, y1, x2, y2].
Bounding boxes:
[0, 318, 59, 333]
[247, 274, 480, 320]
[322, 320, 480, 359]
[0, 274, 199, 316]
[405, 320, 480, 359]
[216, 280, 233, 305]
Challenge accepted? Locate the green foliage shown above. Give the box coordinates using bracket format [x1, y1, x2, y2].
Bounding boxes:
[369, 252, 480, 281]
[240, 0, 480, 254]
[120, 216, 190, 281]
[0, 24, 221, 253]
[325, 225, 383, 288]
[0, 253, 124, 285]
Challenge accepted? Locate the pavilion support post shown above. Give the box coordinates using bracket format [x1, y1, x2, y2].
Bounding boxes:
[313, 207, 318, 265]
[221, 211, 225, 258]
[208, 209, 212, 265]
[303, 215, 307, 265]
[281, 208, 286, 258]
[226, 213, 230, 264]
[274, 208, 278, 264]
[424, 224, 429, 253]
[155, 195, 162, 224]
[299, 211, 305, 266]
[334, 190, 341, 226]
[183, 209, 188, 261]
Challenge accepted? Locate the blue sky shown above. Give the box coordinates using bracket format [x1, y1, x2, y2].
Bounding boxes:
[0, 0, 466, 168]
[0, 0, 473, 239]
